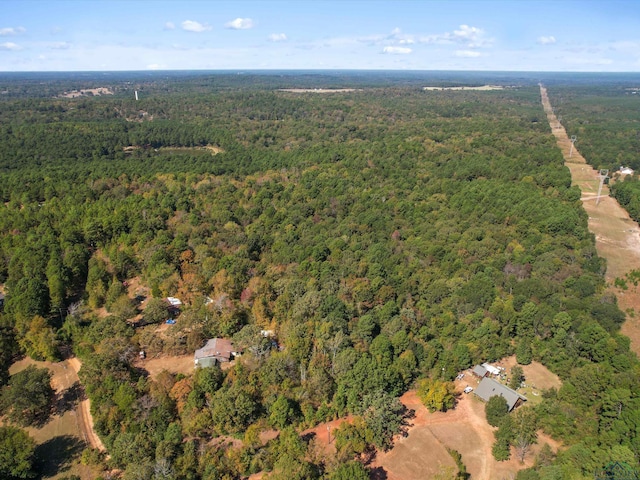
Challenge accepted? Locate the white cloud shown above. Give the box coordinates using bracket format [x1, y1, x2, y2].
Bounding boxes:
[147, 63, 167, 70]
[181, 20, 212, 33]
[0, 42, 21, 51]
[50, 42, 71, 50]
[0, 26, 26, 36]
[537, 36, 556, 45]
[609, 40, 639, 52]
[226, 18, 255, 30]
[383, 46, 412, 55]
[164, 22, 176, 31]
[452, 25, 482, 42]
[420, 24, 490, 48]
[455, 50, 482, 58]
[268, 33, 287, 42]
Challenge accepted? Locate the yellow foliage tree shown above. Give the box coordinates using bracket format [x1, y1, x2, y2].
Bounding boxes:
[416, 378, 456, 413]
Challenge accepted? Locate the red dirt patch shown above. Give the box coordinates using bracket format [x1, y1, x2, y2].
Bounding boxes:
[371, 389, 556, 480]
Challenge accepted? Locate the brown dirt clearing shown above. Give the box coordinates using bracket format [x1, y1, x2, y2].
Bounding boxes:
[278, 88, 359, 93]
[136, 354, 195, 380]
[371, 389, 555, 480]
[541, 85, 640, 355]
[7, 357, 104, 479]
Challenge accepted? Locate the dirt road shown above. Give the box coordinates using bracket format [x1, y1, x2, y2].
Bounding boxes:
[540, 85, 640, 354]
[68, 358, 107, 452]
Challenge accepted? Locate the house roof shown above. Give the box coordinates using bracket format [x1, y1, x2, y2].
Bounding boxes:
[166, 297, 182, 306]
[472, 365, 488, 377]
[482, 363, 501, 376]
[474, 377, 527, 411]
[194, 338, 236, 362]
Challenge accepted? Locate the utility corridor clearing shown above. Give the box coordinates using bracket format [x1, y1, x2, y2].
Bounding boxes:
[540, 84, 640, 354]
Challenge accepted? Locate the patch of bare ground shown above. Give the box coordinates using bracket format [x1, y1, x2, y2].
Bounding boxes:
[278, 88, 359, 93]
[6, 357, 104, 479]
[541, 85, 640, 355]
[300, 416, 354, 457]
[135, 354, 236, 381]
[371, 385, 561, 480]
[59, 87, 113, 98]
[123, 144, 224, 154]
[423, 85, 505, 91]
[136, 354, 195, 379]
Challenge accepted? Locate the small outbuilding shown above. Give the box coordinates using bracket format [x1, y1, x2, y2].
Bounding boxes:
[194, 338, 240, 368]
[472, 365, 488, 378]
[474, 377, 527, 412]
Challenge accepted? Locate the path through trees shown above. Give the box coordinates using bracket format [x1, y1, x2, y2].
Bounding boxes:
[540, 84, 640, 354]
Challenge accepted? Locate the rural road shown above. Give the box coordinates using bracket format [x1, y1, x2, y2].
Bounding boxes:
[68, 358, 107, 453]
[540, 84, 640, 354]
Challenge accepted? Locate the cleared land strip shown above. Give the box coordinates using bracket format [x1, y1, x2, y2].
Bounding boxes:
[540, 84, 640, 354]
[68, 358, 107, 453]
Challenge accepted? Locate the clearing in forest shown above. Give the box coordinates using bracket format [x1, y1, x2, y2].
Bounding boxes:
[371, 387, 559, 480]
[540, 85, 640, 354]
[423, 85, 505, 91]
[7, 357, 103, 480]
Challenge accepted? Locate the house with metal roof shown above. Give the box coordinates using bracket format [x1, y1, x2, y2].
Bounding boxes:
[473, 377, 527, 411]
[194, 338, 240, 368]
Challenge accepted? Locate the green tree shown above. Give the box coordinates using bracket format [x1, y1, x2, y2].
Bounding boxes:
[0, 322, 18, 387]
[492, 415, 514, 462]
[143, 297, 169, 325]
[485, 395, 509, 427]
[266, 427, 318, 480]
[417, 378, 456, 413]
[105, 278, 126, 312]
[328, 461, 369, 480]
[0, 365, 54, 426]
[110, 295, 137, 321]
[361, 390, 404, 451]
[510, 365, 524, 390]
[269, 395, 298, 429]
[512, 407, 538, 463]
[0, 426, 36, 479]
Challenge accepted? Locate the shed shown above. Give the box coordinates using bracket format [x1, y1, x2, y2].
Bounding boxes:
[474, 377, 527, 412]
[166, 297, 182, 307]
[194, 338, 240, 368]
[472, 365, 488, 378]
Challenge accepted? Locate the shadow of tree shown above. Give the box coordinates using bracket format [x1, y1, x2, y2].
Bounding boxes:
[35, 435, 84, 477]
[369, 466, 388, 479]
[56, 381, 85, 415]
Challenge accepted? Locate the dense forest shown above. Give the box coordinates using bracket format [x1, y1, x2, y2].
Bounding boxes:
[0, 72, 639, 480]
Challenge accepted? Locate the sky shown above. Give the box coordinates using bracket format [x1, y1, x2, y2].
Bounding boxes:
[1, 0, 640, 72]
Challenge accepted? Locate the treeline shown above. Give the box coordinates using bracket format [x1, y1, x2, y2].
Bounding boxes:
[0, 79, 638, 479]
[548, 85, 640, 172]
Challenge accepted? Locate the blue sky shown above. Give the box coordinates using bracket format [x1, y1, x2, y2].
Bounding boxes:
[1, 0, 639, 72]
